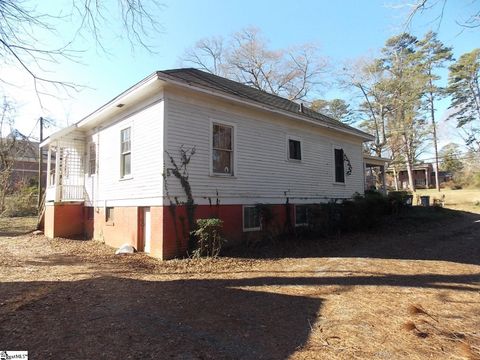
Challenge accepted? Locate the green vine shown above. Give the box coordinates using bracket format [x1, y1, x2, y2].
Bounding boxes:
[344, 153, 352, 176]
[163, 145, 197, 254]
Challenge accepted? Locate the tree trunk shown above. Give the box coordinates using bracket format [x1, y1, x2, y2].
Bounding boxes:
[430, 95, 441, 192]
[393, 167, 399, 191]
[403, 133, 416, 193]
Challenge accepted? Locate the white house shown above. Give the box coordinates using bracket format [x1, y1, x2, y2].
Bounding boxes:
[40, 68, 375, 259]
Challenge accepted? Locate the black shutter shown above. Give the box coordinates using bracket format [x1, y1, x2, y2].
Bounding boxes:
[335, 148, 345, 183]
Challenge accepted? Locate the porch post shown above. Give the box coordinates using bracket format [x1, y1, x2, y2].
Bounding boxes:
[46, 146, 51, 187]
[54, 144, 61, 201]
[425, 168, 429, 188]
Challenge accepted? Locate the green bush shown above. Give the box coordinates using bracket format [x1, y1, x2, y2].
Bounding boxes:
[191, 218, 225, 258]
[2, 183, 38, 217]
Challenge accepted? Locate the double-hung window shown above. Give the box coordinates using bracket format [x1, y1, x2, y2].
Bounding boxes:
[334, 147, 345, 183]
[120, 127, 131, 178]
[212, 123, 233, 175]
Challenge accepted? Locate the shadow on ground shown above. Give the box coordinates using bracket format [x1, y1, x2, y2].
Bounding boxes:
[0, 276, 322, 360]
[1, 270, 480, 359]
[225, 208, 480, 266]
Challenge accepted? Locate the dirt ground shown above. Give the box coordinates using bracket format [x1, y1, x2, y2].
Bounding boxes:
[1, 208, 480, 359]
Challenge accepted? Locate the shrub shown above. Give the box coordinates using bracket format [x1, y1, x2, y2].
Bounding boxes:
[191, 218, 225, 258]
[2, 182, 38, 217]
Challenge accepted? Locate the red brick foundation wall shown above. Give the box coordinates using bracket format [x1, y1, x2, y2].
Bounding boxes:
[44, 203, 84, 238]
[161, 203, 294, 260]
[45, 203, 296, 260]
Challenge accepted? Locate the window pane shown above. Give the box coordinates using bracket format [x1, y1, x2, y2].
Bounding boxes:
[122, 153, 131, 176]
[296, 205, 308, 225]
[244, 206, 260, 229]
[212, 150, 232, 174]
[289, 139, 301, 160]
[213, 124, 232, 150]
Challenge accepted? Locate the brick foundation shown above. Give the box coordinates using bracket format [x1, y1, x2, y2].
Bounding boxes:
[44, 203, 295, 260]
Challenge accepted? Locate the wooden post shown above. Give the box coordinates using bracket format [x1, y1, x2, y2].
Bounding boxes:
[37, 117, 44, 210]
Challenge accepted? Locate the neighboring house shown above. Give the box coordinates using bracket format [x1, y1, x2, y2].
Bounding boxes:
[386, 163, 452, 190]
[40, 68, 375, 259]
[1, 137, 49, 189]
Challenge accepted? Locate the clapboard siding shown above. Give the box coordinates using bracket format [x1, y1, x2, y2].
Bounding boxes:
[91, 97, 164, 206]
[164, 90, 365, 205]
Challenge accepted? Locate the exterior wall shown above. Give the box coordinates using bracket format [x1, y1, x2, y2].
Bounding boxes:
[164, 88, 365, 205]
[89, 95, 165, 208]
[93, 207, 140, 249]
[44, 203, 84, 238]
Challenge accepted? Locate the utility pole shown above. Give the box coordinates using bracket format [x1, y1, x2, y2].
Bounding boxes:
[37, 117, 44, 211]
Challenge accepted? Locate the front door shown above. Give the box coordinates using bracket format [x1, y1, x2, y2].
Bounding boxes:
[143, 207, 151, 253]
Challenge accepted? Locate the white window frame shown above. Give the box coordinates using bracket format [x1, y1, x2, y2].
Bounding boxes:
[88, 142, 96, 176]
[286, 135, 302, 162]
[242, 205, 261, 232]
[209, 119, 237, 177]
[295, 204, 309, 227]
[120, 126, 132, 179]
[332, 144, 346, 185]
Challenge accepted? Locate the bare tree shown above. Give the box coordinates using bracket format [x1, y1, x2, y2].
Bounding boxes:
[404, 0, 480, 29]
[181, 27, 328, 101]
[181, 36, 227, 76]
[0, 0, 164, 104]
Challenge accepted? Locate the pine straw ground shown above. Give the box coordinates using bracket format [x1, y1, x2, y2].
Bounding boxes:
[0, 207, 480, 359]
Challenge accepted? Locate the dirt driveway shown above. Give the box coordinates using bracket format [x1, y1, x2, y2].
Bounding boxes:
[1, 209, 480, 359]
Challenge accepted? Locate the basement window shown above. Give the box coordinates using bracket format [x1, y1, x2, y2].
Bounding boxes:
[295, 205, 309, 226]
[106, 207, 114, 223]
[243, 206, 261, 231]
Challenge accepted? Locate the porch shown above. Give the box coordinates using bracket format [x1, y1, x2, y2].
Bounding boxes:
[42, 127, 87, 203]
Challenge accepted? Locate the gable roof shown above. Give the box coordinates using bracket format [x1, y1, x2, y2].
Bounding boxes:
[157, 68, 373, 140]
[42, 68, 374, 147]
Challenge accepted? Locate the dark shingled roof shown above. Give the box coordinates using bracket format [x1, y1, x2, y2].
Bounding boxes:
[157, 68, 372, 140]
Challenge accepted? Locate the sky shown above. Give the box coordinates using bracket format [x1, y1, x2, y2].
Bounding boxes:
[1, 0, 478, 156]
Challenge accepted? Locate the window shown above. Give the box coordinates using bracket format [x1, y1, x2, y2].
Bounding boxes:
[243, 206, 261, 231]
[288, 138, 302, 160]
[120, 127, 131, 177]
[295, 205, 309, 226]
[212, 123, 233, 175]
[89, 142, 96, 175]
[106, 207, 114, 223]
[334, 148, 345, 183]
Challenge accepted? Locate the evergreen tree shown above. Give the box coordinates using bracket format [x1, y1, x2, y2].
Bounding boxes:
[418, 31, 453, 191]
[447, 49, 480, 152]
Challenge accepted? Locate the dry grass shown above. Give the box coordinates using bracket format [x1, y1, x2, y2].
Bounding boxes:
[1, 209, 479, 359]
[0, 216, 37, 236]
[415, 188, 480, 213]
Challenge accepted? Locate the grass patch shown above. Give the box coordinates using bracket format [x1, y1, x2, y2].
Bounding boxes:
[0, 216, 37, 236]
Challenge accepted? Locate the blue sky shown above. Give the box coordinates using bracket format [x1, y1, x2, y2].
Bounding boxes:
[4, 0, 478, 153]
